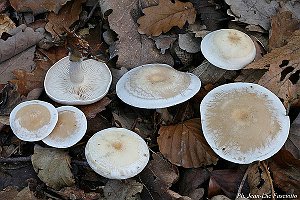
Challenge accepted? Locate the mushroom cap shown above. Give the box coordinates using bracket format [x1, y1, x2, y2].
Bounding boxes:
[9, 100, 58, 141]
[44, 56, 112, 105]
[200, 83, 290, 164]
[85, 127, 150, 179]
[200, 29, 256, 70]
[116, 64, 201, 109]
[42, 106, 87, 148]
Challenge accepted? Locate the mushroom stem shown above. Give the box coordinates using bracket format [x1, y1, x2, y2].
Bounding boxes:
[69, 60, 84, 84]
[156, 108, 173, 123]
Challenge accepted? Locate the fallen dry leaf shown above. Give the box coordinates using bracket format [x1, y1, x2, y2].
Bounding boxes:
[247, 162, 271, 199]
[0, 14, 15, 36]
[191, 60, 237, 85]
[0, 83, 25, 115]
[14, 186, 40, 200]
[0, 25, 43, 63]
[234, 69, 266, 84]
[211, 195, 231, 200]
[102, 179, 143, 200]
[31, 145, 75, 190]
[9, 0, 71, 14]
[99, 0, 173, 68]
[269, 150, 300, 195]
[139, 153, 190, 200]
[284, 113, 300, 159]
[137, 0, 196, 36]
[78, 97, 111, 119]
[45, 0, 85, 37]
[57, 187, 100, 200]
[178, 33, 201, 53]
[157, 118, 218, 168]
[11, 46, 68, 96]
[153, 34, 177, 54]
[0, 46, 36, 84]
[245, 30, 300, 105]
[0, 0, 8, 13]
[208, 168, 249, 199]
[269, 11, 300, 51]
[0, 186, 19, 200]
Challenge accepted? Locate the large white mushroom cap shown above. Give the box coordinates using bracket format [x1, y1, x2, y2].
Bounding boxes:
[85, 128, 150, 179]
[200, 29, 256, 70]
[9, 100, 58, 141]
[116, 64, 201, 109]
[44, 56, 112, 105]
[200, 83, 290, 164]
[42, 106, 87, 148]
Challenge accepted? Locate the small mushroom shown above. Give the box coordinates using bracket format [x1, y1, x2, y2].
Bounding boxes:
[200, 83, 290, 164]
[116, 64, 201, 109]
[200, 29, 256, 70]
[9, 100, 58, 141]
[85, 127, 149, 179]
[44, 56, 112, 105]
[42, 106, 87, 148]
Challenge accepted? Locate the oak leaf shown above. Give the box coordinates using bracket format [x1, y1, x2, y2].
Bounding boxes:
[157, 118, 218, 168]
[31, 145, 75, 190]
[99, 0, 173, 68]
[137, 0, 196, 36]
[9, 0, 71, 15]
[245, 30, 300, 105]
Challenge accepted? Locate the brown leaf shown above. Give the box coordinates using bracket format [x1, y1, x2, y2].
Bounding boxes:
[14, 186, 40, 200]
[45, 0, 86, 37]
[0, 14, 15, 36]
[78, 97, 111, 119]
[0, 46, 36, 84]
[10, 46, 68, 96]
[0, 1, 8, 13]
[245, 30, 300, 105]
[247, 162, 271, 199]
[0, 25, 43, 63]
[0, 186, 19, 200]
[0, 83, 25, 115]
[225, 0, 300, 30]
[9, 0, 71, 14]
[57, 187, 100, 200]
[269, 11, 300, 51]
[269, 150, 300, 195]
[284, 113, 300, 159]
[103, 179, 143, 200]
[99, 0, 173, 68]
[157, 118, 218, 168]
[137, 0, 196, 36]
[208, 168, 248, 199]
[31, 145, 75, 190]
[153, 34, 177, 54]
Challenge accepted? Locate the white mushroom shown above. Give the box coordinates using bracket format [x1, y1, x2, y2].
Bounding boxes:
[9, 100, 58, 141]
[44, 56, 112, 105]
[85, 127, 149, 179]
[116, 64, 201, 109]
[42, 106, 87, 148]
[200, 29, 256, 70]
[200, 83, 290, 164]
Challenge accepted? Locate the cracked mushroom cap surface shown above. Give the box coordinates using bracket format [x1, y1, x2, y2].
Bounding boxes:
[116, 64, 201, 109]
[200, 29, 256, 70]
[200, 83, 290, 164]
[44, 56, 112, 105]
[9, 100, 58, 141]
[42, 106, 87, 148]
[85, 128, 150, 179]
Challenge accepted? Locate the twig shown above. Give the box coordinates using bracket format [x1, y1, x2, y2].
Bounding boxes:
[235, 164, 252, 200]
[261, 161, 275, 200]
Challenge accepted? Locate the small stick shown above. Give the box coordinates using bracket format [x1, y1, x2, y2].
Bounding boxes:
[235, 164, 252, 199]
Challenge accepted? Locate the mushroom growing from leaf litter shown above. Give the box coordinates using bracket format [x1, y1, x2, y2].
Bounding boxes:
[9, 100, 58, 141]
[42, 106, 87, 148]
[44, 56, 112, 105]
[200, 83, 290, 164]
[201, 29, 256, 70]
[116, 64, 201, 109]
[85, 127, 149, 179]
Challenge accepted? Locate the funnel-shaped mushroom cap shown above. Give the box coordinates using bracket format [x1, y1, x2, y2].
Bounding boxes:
[9, 100, 58, 141]
[42, 106, 87, 148]
[116, 64, 201, 109]
[44, 56, 112, 105]
[200, 83, 290, 164]
[201, 29, 256, 70]
[85, 128, 149, 179]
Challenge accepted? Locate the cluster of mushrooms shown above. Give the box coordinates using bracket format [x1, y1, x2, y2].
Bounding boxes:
[9, 29, 290, 180]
